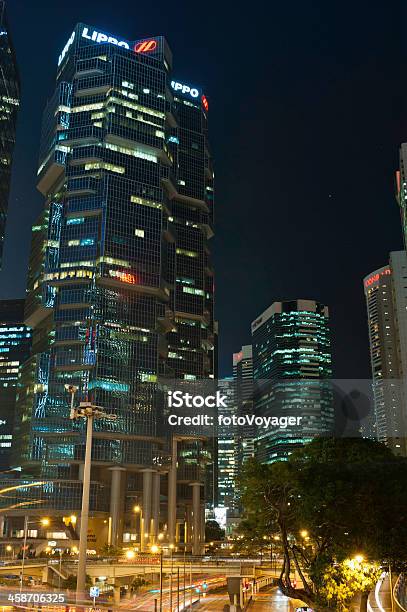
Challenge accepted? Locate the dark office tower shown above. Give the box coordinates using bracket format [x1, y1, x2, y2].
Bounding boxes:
[8, 24, 213, 551]
[0, 300, 31, 469]
[363, 252, 407, 455]
[0, 1, 20, 269]
[251, 300, 333, 463]
[233, 345, 254, 462]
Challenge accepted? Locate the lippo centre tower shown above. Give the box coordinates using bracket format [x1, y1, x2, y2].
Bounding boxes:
[7, 24, 215, 554]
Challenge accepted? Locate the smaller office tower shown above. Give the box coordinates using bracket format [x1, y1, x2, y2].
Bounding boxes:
[0, 300, 31, 469]
[233, 345, 254, 462]
[0, 1, 20, 269]
[363, 251, 407, 455]
[251, 300, 333, 463]
[217, 377, 238, 511]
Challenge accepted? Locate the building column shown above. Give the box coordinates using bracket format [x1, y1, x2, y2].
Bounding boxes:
[186, 505, 193, 549]
[201, 504, 205, 553]
[190, 482, 202, 556]
[0, 515, 4, 538]
[109, 467, 126, 548]
[151, 471, 161, 543]
[168, 437, 178, 547]
[142, 469, 154, 548]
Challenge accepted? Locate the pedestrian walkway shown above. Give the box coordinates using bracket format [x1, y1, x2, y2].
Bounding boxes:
[250, 586, 290, 610]
[367, 574, 392, 611]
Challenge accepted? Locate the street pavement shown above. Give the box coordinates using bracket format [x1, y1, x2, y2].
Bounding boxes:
[367, 574, 393, 611]
[249, 586, 291, 611]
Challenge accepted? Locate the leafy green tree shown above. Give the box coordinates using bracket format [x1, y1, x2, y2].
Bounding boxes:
[239, 437, 407, 611]
[100, 543, 122, 557]
[321, 557, 381, 611]
[205, 520, 225, 542]
[63, 573, 92, 589]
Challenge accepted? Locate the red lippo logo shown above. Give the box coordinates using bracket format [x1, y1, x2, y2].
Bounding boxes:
[134, 40, 157, 53]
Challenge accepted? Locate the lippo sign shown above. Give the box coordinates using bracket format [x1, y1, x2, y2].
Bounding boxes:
[58, 25, 160, 65]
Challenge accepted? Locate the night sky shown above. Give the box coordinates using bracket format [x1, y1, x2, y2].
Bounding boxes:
[1, 0, 406, 378]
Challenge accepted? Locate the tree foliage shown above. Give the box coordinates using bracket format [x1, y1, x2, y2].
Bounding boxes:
[321, 558, 381, 611]
[205, 520, 225, 542]
[239, 437, 407, 610]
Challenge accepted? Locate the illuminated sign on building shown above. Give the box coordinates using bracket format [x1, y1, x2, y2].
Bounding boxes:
[364, 268, 391, 288]
[171, 81, 200, 99]
[58, 30, 75, 66]
[109, 270, 138, 284]
[134, 39, 157, 53]
[81, 27, 130, 49]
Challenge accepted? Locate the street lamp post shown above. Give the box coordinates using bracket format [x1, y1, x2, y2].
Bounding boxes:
[189, 561, 192, 610]
[177, 567, 180, 612]
[20, 515, 28, 594]
[66, 388, 116, 604]
[183, 546, 186, 610]
[169, 544, 174, 610]
[151, 545, 163, 612]
[133, 505, 144, 552]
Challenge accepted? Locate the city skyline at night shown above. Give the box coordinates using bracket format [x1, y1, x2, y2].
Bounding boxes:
[1, 1, 406, 380]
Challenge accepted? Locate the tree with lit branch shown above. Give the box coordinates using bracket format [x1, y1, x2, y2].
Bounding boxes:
[239, 437, 407, 611]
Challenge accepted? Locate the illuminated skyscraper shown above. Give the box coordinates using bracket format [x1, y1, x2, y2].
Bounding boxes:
[0, 1, 20, 269]
[363, 251, 407, 455]
[252, 299, 333, 463]
[217, 377, 238, 511]
[6, 24, 214, 549]
[233, 345, 254, 462]
[0, 300, 31, 469]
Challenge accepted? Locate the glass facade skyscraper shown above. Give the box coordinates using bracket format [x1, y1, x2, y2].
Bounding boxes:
[0, 300, 31, 470]
[233, 345, 254, 464]
[363, 252, 407, 455]
[7, 24, 214, 548]
[0, 1, 20, 269]
[252, 299, 333, 463]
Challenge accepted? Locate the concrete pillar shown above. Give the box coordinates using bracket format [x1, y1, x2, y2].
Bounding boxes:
[109, 467, 126, 547]
[142, 469, 154, 547]
[151, 471, 160, 543]
[113, 585, 121, 605]
[168, 437, 178, 547]
[78, 463, 84, 481]
[201, 504, 206, 552]
[186, 505, 193, 550]
[176, 521, 181, 546]
[190, 482, 202, 556]
[0, 515, 4, 537]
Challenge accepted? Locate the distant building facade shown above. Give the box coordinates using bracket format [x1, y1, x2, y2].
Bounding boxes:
[363, 251, 407, 455]
[251, 299, 333, 463]
[233, 345, 254, 462]
[0, 1, 20, 269]
[0, 299, 31, 469]
[217, 377, 238, 511]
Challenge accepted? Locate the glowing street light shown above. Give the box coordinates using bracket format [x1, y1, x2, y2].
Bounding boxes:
[133, 505, 144, 552]
[126, 550, 135, 560]
[300, 530, 308, 539]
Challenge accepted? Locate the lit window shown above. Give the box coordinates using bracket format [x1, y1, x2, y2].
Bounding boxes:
[135, 229, 145, 238]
